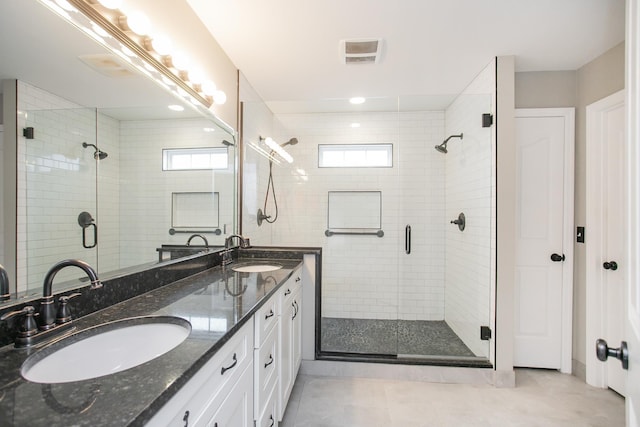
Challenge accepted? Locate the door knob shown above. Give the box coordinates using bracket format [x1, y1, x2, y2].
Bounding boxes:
[550, 253, 565, 262]
[603, 261, 618, 271]
[595, 339, 629, 370]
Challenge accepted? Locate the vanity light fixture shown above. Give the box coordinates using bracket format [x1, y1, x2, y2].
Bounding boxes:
[37, 0, 227, 111]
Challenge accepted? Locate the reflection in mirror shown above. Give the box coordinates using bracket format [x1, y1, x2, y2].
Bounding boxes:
[0, 1, 237, 301]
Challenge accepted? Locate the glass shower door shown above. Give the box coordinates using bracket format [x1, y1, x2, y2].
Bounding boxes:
[22, 107, 98, 294]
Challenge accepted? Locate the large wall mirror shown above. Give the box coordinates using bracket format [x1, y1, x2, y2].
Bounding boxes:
[0, 1, 237, 302]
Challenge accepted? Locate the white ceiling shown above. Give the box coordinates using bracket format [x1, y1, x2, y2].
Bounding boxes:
[187, 0, 626, 111]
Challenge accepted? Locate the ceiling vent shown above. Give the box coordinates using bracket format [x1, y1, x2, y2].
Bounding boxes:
[340, 38, 383, 64]
[78, 54, 136, 78]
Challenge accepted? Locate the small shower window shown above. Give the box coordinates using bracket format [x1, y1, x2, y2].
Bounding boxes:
[162, 147, 228, 171]
[318, 143, 393, 168]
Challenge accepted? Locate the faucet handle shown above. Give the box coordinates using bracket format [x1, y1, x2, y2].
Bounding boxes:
[1, 306, 38, 338]
[56, 293, 82, 324]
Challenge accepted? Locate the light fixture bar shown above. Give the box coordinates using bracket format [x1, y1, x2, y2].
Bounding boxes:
[66, 0, 213, 108]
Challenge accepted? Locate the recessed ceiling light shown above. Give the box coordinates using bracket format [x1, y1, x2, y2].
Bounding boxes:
[350, 97, 366, 105]
[168, 104, 184, 111]
[351, 123, 361, 128]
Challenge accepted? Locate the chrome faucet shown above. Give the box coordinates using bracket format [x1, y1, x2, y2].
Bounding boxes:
[187, 234, 209, 247]
[0, 263, 9, 301]
[39, 260, 102, 330]
[223, 235, 251, 265]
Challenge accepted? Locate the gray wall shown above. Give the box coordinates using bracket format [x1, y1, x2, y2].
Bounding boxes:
[514, 41, 625, 379]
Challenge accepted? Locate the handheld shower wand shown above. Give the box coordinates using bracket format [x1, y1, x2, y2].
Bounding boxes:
[257, 137, 299, 226]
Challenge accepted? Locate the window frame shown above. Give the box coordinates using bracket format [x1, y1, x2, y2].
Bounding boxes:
[317, 143, 393, 168]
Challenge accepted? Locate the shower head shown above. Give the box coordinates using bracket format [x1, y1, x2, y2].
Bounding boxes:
[434, 143, 448, 154]
[82, 142, 108, 160]
[434, 133, 463, 154]
[222, 139, 235, 147]
[281, 137, 298, 147]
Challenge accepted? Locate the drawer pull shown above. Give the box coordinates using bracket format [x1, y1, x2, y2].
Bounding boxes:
[265, 309, 275, 319]
[264, 353, 274, 368]
[220, 353, 237, 375]
[292, 301, 298, 320]
[268, 415, 274, 427]
[284, 289, 291, 296]
[295, 276, 301, 282]
[183, 410, 189, 427]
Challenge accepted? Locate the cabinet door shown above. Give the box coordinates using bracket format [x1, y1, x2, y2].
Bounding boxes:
[292, 289, 302, 374]
[205, 363, 253, 427]
[278, 298, 294, 420]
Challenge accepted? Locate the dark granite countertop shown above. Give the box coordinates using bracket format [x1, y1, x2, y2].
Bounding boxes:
[0, 257, 302, 426]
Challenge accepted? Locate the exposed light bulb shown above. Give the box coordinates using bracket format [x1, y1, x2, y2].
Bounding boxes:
[97, 0, 123, 9]
[201, 80, 217, 96]
[213, 90, 227, 105]
[151, 35, 172, 56]
[126, 11, 151, 36]
[188, 68, 205, 85]
[171, 52, 191, 71]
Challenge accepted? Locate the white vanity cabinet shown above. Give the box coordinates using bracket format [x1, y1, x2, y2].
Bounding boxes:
[147, 265, 304, 427]
[278, 268, 302, 420]
[253, 287, 280, 427]
[146, 321, 254, 427]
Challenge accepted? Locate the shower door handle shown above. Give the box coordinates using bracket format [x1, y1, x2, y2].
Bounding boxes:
[82, 223, 97, 249]
[405, 225, 411, 255]
[78, 211, 97, 249]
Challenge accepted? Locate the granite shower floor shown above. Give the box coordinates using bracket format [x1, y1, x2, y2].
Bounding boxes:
[321, 318, 476, 358]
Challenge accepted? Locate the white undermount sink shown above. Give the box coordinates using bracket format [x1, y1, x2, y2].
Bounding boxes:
[21, 316, 191, 384]
[232, 263, 282, 273]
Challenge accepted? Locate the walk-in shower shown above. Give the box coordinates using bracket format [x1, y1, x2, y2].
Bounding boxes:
[434, 133, 463, 154]
[242, 65, 496, 369]
[257, 136, 299, 226]
[82, 142, 108, 160]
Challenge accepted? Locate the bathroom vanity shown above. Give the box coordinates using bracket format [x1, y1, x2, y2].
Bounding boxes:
[0, 249, 313, 427]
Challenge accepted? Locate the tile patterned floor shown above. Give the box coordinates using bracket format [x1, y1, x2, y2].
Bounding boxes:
[281, 369, 625, 427]
[321, 318, 475, 357]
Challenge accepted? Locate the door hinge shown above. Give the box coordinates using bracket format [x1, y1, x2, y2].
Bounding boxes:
[480, 326, 492, 340]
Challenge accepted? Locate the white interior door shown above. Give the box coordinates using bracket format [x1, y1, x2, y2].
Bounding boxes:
[514, 109, 574, 373]
[625, 1, 640, 423]
[586, 90, 626, 395]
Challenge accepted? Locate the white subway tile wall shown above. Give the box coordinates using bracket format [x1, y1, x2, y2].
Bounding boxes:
[17, 81, 235, 293]
[17, 81, 99, 292]
[243, 110, 447, 320]
[241, 62, 496, 356]
[119, 118, 234, 267]
[444, 61, 496, 357]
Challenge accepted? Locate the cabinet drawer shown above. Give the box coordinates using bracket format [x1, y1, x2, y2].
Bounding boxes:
[279, 268, 302, 309]
[147, 321, 253, 427]
[254, 322, 278, 417]
[254, 293, 279, 347]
